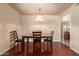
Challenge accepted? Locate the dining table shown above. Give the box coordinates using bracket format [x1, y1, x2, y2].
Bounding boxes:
[21, 35, 53, 53]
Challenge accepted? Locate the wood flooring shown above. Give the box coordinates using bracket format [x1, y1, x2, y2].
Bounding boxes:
[1, 42, 79, 56]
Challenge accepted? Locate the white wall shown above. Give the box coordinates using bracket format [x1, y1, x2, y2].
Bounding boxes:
[61, 5, 79, 53]
[0, 4, 22, 55]
[70, 5, 79, 53]
[22, 15, 61, 42]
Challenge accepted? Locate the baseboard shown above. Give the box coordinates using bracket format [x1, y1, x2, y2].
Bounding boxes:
[60, 42, 79, 54]
[0, 47, 12, 55]
[62, 42, 69, 47]
[70, 47, 79, 54]
[53, 40, 61, 42]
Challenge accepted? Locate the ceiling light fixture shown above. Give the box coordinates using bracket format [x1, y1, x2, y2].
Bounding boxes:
[36, 8, 44, 22]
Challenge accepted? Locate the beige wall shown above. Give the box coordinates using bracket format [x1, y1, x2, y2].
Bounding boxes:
[61, 5, 79, 53]
[22, 15, 61, 42]
[0, 4, 22, 55]
[70, 5, 79, 53]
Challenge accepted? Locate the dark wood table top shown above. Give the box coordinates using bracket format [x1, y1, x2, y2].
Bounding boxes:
[22, 35, 52, 38]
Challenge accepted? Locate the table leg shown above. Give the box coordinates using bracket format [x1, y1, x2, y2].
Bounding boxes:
[27, 38, 29, 54]
[22, 37, 25, 52]
[51, 37, 53, 53]
[47, 38, 48, 52]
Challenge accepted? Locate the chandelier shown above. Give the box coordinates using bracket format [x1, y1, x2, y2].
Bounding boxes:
[36, 8, 44, 22]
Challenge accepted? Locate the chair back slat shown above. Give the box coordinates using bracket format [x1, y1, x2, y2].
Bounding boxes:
[13, 31, 19, 40]
[32, 31, 41, 40]
[10, 31, 15, 41]
[10, 31, 19, 47]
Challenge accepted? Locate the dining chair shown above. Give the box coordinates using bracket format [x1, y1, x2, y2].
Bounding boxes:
[44, 31, 54, 53]
[32, 31, 42, 54]
[10, 31, 23, 55]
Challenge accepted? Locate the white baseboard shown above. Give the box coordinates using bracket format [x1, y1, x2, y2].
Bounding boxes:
[0, 47, 12, 55]
[70, 47, 79, 54]
[62, 42, 79, 54]
[53, 40, 61, 42]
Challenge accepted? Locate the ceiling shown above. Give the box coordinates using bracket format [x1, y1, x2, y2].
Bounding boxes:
[10, 3, 73, 15]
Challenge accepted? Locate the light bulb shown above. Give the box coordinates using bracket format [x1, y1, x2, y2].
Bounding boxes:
[36, 15, 44, 22]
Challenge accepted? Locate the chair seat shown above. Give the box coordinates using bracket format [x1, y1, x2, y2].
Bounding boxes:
[44, 39, 51, 42]
[34, 40, 41, 42]
[15, 39, 22, 42]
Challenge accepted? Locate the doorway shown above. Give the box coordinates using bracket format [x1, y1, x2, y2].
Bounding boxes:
[61, 15, 71, 47]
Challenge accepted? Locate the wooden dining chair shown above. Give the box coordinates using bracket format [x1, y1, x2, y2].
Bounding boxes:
[44, 31, 54, 53]
[10, 31, 23, 55]
[32, 31, 42, 54]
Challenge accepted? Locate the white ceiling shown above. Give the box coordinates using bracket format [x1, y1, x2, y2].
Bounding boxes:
[10, 3, 73, 15]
